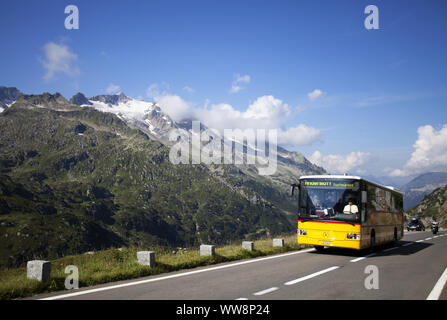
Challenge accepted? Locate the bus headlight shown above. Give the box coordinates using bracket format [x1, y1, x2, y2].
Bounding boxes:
[299, 230, 307, 235]
[347, 233, 360, 239]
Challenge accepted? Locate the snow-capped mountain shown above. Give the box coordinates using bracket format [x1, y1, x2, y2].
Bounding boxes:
[73, 93, 178, 142]
[70, 92, 325, 181]
[2, 87, 325, 187]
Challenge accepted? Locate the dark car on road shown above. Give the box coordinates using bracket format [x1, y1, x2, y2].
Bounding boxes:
[407, 217, 425, 231]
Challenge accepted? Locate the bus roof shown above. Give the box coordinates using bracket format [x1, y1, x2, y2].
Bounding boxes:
[300, 174, 362, 180]
[299, 175, 403, 194]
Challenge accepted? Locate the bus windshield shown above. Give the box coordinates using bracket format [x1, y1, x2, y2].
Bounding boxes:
[299, 178, 361, 223]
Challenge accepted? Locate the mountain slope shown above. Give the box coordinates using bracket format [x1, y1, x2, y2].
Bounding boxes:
[400, 172, 447, 209]
[75, 93, 326, 214]
[407, 185, 447, 228]
[0, 93, 294, 268]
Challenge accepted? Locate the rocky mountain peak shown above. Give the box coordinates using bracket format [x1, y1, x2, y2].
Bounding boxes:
[16, 92, 69, 108]
[89, 93, 130, 106]
[0, 86, 22, 110]
[70, 92, 92, 106]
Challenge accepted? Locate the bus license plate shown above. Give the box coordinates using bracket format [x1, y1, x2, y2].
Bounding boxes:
[321, 241, 330, 245]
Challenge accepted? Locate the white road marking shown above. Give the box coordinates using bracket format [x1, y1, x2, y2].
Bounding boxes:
[427, 267, 447, 300]
[425, 237, 433, 240]
[350, 253, 376, 263]
[402, 242, 414, 247]
[235, 298, 248, 300]
[416, 240, 424, 243]
[284, 266, 339, 286]
[39, 248, 315, 300]
[253, 287, 279, 296]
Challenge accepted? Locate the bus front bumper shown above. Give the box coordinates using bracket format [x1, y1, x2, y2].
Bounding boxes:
[298, 220, 362, 250]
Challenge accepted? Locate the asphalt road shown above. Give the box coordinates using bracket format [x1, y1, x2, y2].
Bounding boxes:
[32, 230, 447, 300]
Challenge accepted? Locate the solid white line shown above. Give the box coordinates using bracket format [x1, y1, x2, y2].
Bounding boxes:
[427, 267, 447, 300]
[253, 287, 279, 296]
[39, 248, 315, 300]
[284, 266, 339, 286]
[350, 253, 376, 263]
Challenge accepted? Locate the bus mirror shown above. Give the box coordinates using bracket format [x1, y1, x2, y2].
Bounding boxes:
[289, 184, 299, 197]
[361, 191, 367, 204]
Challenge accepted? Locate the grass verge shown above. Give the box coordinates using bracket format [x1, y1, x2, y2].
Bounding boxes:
[0, 234, 308, 300]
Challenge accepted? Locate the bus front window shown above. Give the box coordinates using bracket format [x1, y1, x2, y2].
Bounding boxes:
[299, 179, 361, 223]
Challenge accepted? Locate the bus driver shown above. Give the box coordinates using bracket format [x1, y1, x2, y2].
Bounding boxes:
[343, 199, 358, 214]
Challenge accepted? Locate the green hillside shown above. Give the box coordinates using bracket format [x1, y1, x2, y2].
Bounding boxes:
[407, 185, 447, 228]
[0, 94, 296, 268]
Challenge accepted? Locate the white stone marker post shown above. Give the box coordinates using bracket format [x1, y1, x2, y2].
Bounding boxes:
[27, 260, 51, 282]
[273, 238, 284, 247]
[242, 241, 254, 251]
[137, 251, 155, 267]
[200, 245, 215, 256]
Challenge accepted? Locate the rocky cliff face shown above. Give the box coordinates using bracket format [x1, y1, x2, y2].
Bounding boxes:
[406, 185, 447, 228]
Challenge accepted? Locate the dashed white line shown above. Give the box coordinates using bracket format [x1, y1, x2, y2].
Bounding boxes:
[253, 287, 279, 296]
[425, 237, 433, 241]
[350, 253, 376, 263]
[427, 267, 447, 300]
[416, 239, 424, 243]
[284, 266, 339, 285]
[383, 246, 398, 252]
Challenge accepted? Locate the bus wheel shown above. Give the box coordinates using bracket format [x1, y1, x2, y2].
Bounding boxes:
[314, 245, 325, 252]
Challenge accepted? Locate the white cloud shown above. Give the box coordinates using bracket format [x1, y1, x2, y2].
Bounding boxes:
[308, 89, 323, 101]
[309, 151, 371, 174]
[277, 125, 322, 146]
[106, 83, 120, 94]
[195, 95, 320, 146]
[153, 94, 195, 123]
[41, 42, 79, 80]
[230, 73, 251, 94]
[387, 124, 447, 177]
[183, 86, 194, 93]
[148, 87, 321, 147]
[198, 95, 289, 132]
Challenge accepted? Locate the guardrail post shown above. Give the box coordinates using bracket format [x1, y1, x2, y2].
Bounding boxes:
[27, 260, 51, 282]
[200, 245, 215, 256]
[242, 241, 254, 251]
[273, 238, 284, 247]
[137, 251, 155, 267]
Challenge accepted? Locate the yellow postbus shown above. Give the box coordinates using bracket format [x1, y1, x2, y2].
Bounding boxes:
[290, 175, 404, 251]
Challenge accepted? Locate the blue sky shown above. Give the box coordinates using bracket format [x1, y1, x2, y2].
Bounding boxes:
[1, 0, 447, 182]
